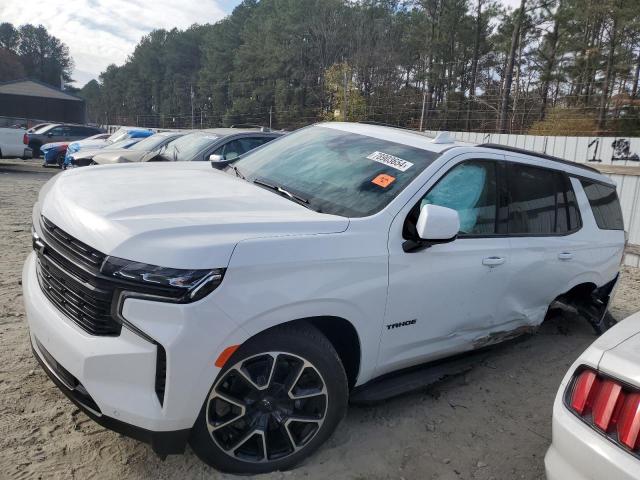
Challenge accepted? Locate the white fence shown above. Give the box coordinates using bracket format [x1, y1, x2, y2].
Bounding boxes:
[425, 131, 640, 267]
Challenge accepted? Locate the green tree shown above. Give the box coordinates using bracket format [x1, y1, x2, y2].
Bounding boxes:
[17, 24, 73, 86]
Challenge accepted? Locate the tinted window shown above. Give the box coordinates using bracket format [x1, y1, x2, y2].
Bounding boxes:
[215, 137, 272, 160]
[507, 164, 580, 234]
[48, 127, 65, 136]
[580, 180, 624, 230]
[421, 161, 497, 235]
[68, 126, 88, 137]
[555, 175, 581, 233]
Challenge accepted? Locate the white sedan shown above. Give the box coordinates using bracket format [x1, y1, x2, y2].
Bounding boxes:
[545, 310, 640, 479]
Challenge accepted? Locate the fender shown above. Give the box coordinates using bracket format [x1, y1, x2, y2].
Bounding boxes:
[226, 299, 375, 386]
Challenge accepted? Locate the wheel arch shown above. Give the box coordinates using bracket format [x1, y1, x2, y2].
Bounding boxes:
[547, 274, 619, 334]
[248, 316, 362, 390]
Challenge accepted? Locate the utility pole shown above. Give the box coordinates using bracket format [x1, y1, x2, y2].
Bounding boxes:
[190, 84, 195, 129]
[419, 88, 427, 131]
[343, 66, 348, 122]
[269, 105, 273, 129]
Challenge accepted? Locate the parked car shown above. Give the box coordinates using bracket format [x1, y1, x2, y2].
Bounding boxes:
[0, 127, 32, 158]
[41, 134, 110, 168]
[64, 127, 153, 165]
[64, 137, 147, 168]
[545, 310, 640, 480]
[24, 124, 105, 158]
[155, 128, 282, 165]
[23, 123, 624, 474]
[92, 131, 187, 165]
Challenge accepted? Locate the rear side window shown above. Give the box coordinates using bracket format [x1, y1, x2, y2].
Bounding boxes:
[507, 164, 580, 235]
[555, 175, 581, 233]
[580, 180, 624, 230]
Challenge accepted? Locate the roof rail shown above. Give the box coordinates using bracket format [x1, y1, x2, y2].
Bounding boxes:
[357, 120, 407, 129]
[230, 123, 270, 132]
[478, 143, 601, 174]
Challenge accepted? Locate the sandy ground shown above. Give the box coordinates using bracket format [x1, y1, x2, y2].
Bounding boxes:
[1, 158, 640, 480]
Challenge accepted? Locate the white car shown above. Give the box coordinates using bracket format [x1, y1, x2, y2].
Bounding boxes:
[0, 127, 31, 158]
[545, 310, 640, 479]
[23, 122, 625, 474]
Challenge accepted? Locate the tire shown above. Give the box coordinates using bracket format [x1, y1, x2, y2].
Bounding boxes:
[30, 143, 41, 159]
[189, 324, 348, 474]
[56, 152, 66, 168]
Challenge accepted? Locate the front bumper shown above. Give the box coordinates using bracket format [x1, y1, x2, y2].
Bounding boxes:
[545, 394, 640, 480]
[31, 337, 189, 456]
[22, 252, 247, 454]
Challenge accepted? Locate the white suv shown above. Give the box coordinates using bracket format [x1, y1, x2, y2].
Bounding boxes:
[23, 122, 625, 473]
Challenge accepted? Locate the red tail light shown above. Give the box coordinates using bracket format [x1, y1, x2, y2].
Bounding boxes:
[618, 394, 640, 449]
[568, 367, 640, 456]
[23, 133, 28, 145]
[570, 369, 598, 414]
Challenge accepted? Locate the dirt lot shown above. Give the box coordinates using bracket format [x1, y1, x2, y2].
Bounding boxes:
[1, 158, 640, 480]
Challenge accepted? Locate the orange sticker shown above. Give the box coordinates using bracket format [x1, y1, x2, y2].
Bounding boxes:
[371, 174, 396, 188]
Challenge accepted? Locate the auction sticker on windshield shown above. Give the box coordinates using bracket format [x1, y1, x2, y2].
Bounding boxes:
[371, 173, 396, 188]
[366, 151, 413, 172]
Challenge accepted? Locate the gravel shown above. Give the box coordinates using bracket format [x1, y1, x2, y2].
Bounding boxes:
[2, 158, 640, 480]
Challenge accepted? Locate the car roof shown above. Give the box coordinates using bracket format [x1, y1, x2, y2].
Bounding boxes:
[320, 122, 611, 184]
[154, 131, 187, 137]
[199, 128, 280, 137]
[318, 122, 469, 153]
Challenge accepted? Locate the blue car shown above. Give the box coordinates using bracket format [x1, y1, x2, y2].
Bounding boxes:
[40, 142, 69, 167]
[64, 128, 153, 167]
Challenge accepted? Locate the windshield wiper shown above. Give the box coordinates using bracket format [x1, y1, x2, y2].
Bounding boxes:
[232, 165, 246, 180]
[253, 178, 311, 209]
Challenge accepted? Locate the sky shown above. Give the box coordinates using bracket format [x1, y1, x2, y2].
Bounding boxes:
[0, 0, 522, 88]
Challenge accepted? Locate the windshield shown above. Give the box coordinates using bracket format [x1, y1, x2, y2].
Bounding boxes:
[165, 132, 219, 161]
[129, 134, 172, 151]
[233, 125, 440, 217]
[107, 129, 129, 143]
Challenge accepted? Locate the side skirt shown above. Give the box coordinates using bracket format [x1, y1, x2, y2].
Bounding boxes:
[349, 337, 530, 405]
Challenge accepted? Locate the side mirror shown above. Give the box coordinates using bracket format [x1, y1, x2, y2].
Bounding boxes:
[47, 132, 53, 137]
[209, 153, 224, 163]
[404, 204, 460, 252]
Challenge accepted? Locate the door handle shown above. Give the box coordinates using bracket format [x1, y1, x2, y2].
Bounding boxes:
[482, 256, 505, 267]
[558, 252, 574, 261]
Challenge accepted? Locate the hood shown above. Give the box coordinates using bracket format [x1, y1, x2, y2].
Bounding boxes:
[73, 146, 128, 160]
[598, 311, 640, 388]
[92, 149, 150, 164]
[38, 162, 349, 269]
[41, 142, 68, 152]
[70, 138, 109, 152]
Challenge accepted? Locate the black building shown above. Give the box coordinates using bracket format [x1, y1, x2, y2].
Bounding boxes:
[0, 79, 86, 124]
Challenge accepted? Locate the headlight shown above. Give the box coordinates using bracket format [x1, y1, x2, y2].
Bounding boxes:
[102, 256, 225, 302]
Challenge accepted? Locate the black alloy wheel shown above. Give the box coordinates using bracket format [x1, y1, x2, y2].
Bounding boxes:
[190, 324, 348, 474]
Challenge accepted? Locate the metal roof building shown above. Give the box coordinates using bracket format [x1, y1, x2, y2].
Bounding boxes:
[0, 79, 86, 124]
